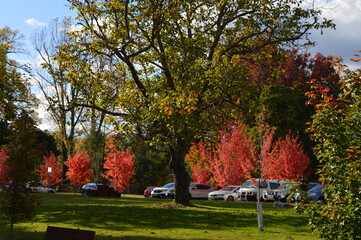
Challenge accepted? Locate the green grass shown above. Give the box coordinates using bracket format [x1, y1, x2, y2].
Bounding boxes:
[0, 193, 319, 240]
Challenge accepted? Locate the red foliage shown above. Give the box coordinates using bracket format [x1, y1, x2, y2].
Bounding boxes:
[103, 139, 135, 192]
[262, 133, 310, 180]
[211, 123, 257, 187]
[187, 121, 310, 186]
[186, 142, 213, 184]
[65, 152, 93, 187]
[39, 152, 63, 187]
[0, 147, 9, 185]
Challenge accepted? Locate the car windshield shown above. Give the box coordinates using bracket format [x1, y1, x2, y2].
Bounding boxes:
[309, 184, 326, 192]
[162, 183, 174, 188]
[221, 186, 237, 191]
[241, 180, 256, 188]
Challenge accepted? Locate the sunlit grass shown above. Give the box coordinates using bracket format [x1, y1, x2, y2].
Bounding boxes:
[0, 193, 319, 240]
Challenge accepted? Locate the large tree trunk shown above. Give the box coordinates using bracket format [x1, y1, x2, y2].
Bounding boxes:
[169, 142, 190, 206]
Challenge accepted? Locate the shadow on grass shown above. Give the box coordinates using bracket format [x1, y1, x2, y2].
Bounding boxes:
[0, 193, 312, 240]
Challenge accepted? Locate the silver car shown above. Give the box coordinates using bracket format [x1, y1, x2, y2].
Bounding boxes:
[27, 182, 56, 193]
[208, 185, 241, 201]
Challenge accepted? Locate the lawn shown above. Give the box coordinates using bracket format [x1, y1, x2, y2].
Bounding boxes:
[0, 193, 319, 240]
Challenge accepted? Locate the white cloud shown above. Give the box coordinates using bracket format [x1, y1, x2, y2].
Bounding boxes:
[306, 0, 361, 66]
[317, 0, 361, 24]
[25, 18, 47, 27]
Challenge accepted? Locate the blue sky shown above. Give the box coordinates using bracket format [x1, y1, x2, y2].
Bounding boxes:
[0, 0, 76, 59]
[1, 0, 360, 130]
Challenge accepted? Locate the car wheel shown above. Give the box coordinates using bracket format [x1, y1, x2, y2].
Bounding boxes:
[49, 190, 55, 194]
[281, 195, 289, 203]
[226, 196, 234, 202]
[147, 194, 152, 198]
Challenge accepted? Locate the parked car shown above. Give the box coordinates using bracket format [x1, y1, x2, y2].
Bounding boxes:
[150, 183, 175, 198]
[263, 182, 295, 201]
[151, 183, 214, 199]
[238, 179, 282, 201]
[208, 185, 241, 201]
[81, 183, 98, 195]
[292, 182, 322, 202]
[189, 183, 214, 199]
[26, 182, 56, 193]
[308, 184, 329, 202]
[144, 186, 157, 198]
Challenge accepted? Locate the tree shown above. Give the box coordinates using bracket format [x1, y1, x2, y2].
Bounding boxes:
[56, 0, 334, 205]
[32, 18, 85, 168]
[186, 142, 213, 185]
[39, 152, 63, 187]
[103, 139, 135, 192]
[80, 127, 105, 183]
[65, 152, 93, 188]
[0, 147, 9, 185]
[0, 112, 42, 237]
[130, 137, 171, 192]
[187, 122, 310, 186]
[298, 52, 361, 239]
[212, 123, 257, 187]
[262, 133, 311, 180]
[1, 26, 37, 146]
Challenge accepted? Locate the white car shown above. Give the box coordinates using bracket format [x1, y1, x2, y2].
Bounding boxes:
[237, 179, 282, 201]
[81, 183, 98, 195]
[27, 182, 56, 193]
[151, 183, 214, 199]
[208, 185, 241, 201]
[189, 183, 214, 199]
[150, 183, 175, 198]
[263, 182, 294, 201]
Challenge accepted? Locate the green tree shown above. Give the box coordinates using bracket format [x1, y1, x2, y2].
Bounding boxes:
[0, 111, 42, 237]
[132, 140, 171, 192]
[298, 53, 361, 239]
[80, 126, 105, 183]
[56, 0, 333, 205]
[0, 27, 37, 146]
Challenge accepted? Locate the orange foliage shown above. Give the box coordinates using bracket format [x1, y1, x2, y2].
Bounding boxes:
[103, 139, 135, 192]
[262, 133, 310, 180]
[186, 142, 213, 184]
[65, 152, 93, 187]
[39, 152, 63, 187]
[212, 123, 258, 187]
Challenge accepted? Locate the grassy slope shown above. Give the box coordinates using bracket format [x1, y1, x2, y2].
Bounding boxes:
[0, 193, 319, 240]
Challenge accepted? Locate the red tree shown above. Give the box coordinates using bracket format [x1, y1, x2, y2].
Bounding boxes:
[186, 142, 213, 184]
[39, 152, 63, 187]
[0, 147, 9, 185]
[262, 133, 310, 180]
[187, 122, 310, 186]
[211, 123, 258, 187]
[103, 139, 135, 192]
[65, 152, 93, 187]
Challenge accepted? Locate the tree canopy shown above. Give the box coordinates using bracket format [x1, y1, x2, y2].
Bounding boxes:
[53, 0, 334, 205]
[299, 52, 361, 239]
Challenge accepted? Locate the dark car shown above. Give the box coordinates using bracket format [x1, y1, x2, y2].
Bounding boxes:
[308, 184, 329, 202]
[144, 186, 156, 198]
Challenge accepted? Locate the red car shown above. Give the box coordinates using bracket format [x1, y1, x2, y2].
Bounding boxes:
[144, 186, 157, 198]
